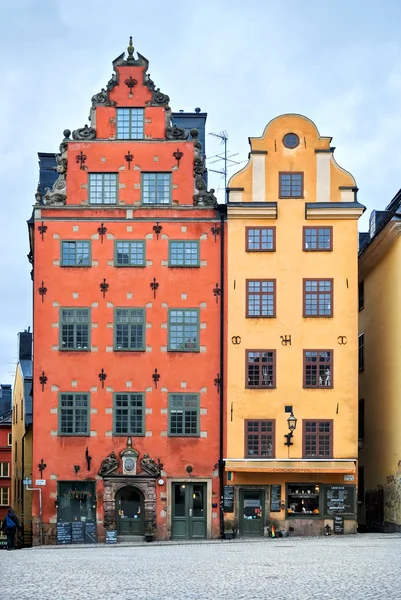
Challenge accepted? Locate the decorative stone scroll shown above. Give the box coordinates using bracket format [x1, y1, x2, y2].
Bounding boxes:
[72, 124, 96, 140]
[165, 125, 190, 140]
[43, 138, 68, 206]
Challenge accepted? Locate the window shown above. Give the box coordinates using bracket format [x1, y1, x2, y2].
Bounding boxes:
[169, 241, 199, 267]
[7, 433, 11, 446]
[114, 308, 145, 351]
[303, 279, 333, 317]
[60, 308, 90, 350]
[279, 172, 303, 198]
[142, 173, 171, 204]
[245, 420, 275, 457]
[113, 393, 144, 436]
[89, 173, 117, 204]
[168, 309, 199, 351]
[115, 241, 145, 267]
[303, 420, 333, 458]
[358, 281, 364, 311]
[0, 463, 9, 477]
[246, 351, 276, 388]
[168, 393, 199, 436]
[304, 351, 333, 388]
[58, 481, 96, 523]
[358, 399, 365, 441]
[246, 227, 275, 252]
[287, 483, 321, 517]
[59, 393, 89, 435]
[246, 279, 276, 318]
[283, 133, 300, 149]
[61, 241, 91, 266]
[0, 487, 9, 506]
[116, 108, 144, 140]
[303, 227, 332, 251]
[359, 333, 364, 371]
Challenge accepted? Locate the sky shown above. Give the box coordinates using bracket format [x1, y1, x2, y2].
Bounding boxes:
[0, 0, 401, 384]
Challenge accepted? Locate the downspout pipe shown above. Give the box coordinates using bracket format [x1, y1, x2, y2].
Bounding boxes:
[219, 207, 225, 536]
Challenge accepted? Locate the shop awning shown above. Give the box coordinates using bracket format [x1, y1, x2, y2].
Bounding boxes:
[225, 460, 356, 474]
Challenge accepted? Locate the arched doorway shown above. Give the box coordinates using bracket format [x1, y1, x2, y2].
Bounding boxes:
[115, 486, 145, 536]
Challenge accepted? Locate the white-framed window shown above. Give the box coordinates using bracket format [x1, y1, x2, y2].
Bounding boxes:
[116, 108, 144, 140]
[0, 487, 9, 506]
[0, 463, 9, 477]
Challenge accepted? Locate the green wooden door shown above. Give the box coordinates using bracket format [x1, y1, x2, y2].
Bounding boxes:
[172, 483, 206, 539]
[240, 490, 264, 536]
[116, 487, 144, 536]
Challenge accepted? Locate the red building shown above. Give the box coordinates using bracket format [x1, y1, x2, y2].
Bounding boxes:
[0, 386, 12, 546]
[29, 39, 224, 544]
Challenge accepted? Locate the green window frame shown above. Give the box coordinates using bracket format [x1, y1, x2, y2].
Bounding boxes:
[168, 309, 200, 352]
[168, 393, 200, 436]
[114, 241, 146, 267]
[114, 308, 145, 351]
[61, 240, 91, 266]
[58, 393, 90, 436]
[113, 393, 145, 436]
[88, 173, 118, 204]
[141, 172, 171, 205]
[60, 308, 90, 351]
[116, 108, 144, 140]
[168, 241, 200, 267]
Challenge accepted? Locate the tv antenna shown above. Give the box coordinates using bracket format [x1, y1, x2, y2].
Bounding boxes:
[208, 131, 246, 202]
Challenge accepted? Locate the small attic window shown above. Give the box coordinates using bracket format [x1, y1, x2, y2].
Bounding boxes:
[283, 133, 299, 149]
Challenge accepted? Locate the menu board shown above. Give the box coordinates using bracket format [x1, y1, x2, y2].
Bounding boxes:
[71, 522, 85, 544]
[223, 486, 234, 513]
[334, 515, 344, 535]
[56, 522, 72, 545]
[84, 522, 97, 544]
[323, 485, 355, 516]
[270, 485, 282, 512]
[105, 530, 117, 544]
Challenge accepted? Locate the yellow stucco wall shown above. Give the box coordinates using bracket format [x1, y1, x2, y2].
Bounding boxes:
[359, 231, 401, 525]
[226, 115, 362, 526]
[12, 365, 33, 532]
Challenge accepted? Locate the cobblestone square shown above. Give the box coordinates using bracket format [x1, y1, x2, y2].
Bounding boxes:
[2, 534, 401, 600]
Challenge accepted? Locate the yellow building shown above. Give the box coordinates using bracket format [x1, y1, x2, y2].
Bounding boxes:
[358, 191, 401, 531]
[225, 114, 364, 536]
[12, 331, 33, 547]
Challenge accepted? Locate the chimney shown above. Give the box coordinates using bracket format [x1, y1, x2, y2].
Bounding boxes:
[18, 331, 32, 361]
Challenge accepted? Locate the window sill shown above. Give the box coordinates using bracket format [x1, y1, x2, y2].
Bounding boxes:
[114, 264, 146, 268]
[279, 196, 304, 200]
[168, 265, 200, 269]
[113, 433, 145, 437]
[245, 249, 276, 253]
[168, 434, 200, 438]
[246, 386, 276, 390]
[58, 433, 90, 437]
[246, 315, 276, 319]
[303, 249, 332, 253]
[114, 348, 146, 352]
[167, 349, 200, 353]
[59, 349, 90, 352]
[303, 386, 333, 390]
[303, 315, 333, 319]
[60, 265, 92, 268]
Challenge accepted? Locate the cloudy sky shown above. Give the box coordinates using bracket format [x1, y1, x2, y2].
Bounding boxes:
[0, 0, 400, 384]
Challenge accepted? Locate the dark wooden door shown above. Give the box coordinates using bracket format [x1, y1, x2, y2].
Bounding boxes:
[240, 490, 264, 536]
[116, 487, 144, 535]
[172, 483, 206, 539]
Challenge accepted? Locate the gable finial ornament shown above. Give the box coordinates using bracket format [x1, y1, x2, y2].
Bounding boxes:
[43, 136, 68, 206]
[165, 125, 190, 140]
[127, 36, 135, 64]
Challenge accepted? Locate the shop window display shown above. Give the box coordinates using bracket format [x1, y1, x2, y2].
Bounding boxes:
[287, 484, 320, 516]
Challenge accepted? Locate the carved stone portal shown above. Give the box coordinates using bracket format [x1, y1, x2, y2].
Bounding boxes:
[103, 478, 157, 532]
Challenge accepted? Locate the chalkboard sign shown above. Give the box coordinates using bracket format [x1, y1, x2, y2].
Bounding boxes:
[84, 522, 97, 544]
[56, 522, 71, 545]
[223, 485, 234, 513]
[334, 515, 344, 535]
[270, 484, 282, 512]
[323, 485, 356, 516]
[71, 522, 85, 544]
[105, 530, 117, 544]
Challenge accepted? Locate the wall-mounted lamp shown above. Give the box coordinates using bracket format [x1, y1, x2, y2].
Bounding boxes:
[186, 465, 193, 475]
[73, 465, 80, 474]
[280, 500, 286, 510]
[284, 411, 297, 447]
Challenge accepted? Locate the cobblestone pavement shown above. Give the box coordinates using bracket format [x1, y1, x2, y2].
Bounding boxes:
[3, 534, 401, 600]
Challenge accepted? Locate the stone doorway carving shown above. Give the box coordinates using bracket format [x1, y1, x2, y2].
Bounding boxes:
[103, 477, 156, 532]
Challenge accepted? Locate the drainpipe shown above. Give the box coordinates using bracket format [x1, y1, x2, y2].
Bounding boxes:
[24, 485, 42, 545]
[219, 208, 225, 536]
[21, 428, 27, 547]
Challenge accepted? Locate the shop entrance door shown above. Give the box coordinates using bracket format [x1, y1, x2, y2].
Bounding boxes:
[172, 483, 206, 539]
[116, 486, 144, 536]
[240, 490, 264, 536]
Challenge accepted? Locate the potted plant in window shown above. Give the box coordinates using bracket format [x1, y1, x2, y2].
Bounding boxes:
[144, 521, 155, 542]
[223, 519, 234, 540]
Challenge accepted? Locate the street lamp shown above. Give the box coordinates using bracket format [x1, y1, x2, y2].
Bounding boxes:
[284, 412, 297, 447]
